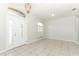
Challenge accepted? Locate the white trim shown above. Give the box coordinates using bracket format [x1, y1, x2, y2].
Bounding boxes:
[26, 37, 44, 44]
[0, 42, 26, 54]
[0, 38, 44, 54]
[45, 37, 78, 44]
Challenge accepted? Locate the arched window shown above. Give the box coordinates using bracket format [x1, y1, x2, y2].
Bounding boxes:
[37, 22, 44, 32]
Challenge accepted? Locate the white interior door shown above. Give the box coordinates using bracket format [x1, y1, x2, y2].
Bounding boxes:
[7, 13, 26, 49]
[12, 19, 22, 48]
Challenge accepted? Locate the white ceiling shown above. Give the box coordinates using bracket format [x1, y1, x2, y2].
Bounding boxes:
[30, 3, 79, 19]
[9, 3, 79, 20]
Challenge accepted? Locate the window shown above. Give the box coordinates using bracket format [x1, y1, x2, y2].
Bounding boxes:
[37, 22, 44, 32]
[9, 19, 13, 45]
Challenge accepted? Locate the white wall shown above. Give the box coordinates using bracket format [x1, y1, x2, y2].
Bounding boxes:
[5, 4, 44, 50]
[74, 15, 79, 43]
[44, 16, 77, 42]
[26, 15, 44, 43]
[6, 13, 27, 49]
[8, 3, 44, 44]
[0, 4, 8, 50]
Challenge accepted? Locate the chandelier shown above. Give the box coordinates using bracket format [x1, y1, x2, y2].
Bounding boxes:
[25, 3, 31, 14]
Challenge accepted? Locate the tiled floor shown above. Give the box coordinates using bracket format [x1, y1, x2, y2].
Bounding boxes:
[0, 39, 79, 56]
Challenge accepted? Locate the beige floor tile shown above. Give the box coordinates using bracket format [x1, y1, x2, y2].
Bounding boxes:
[0, 39, 79, 56]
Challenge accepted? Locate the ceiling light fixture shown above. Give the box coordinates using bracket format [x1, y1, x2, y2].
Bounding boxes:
[25, 3, 31, 14]
[72, 8, 76, 11]
[51, 13, 55, 16]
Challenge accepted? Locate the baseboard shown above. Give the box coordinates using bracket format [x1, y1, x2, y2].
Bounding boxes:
[0, 38, 44, 54]
[45, 37, 78, 44]
[26, 38, 44, 44]
[1, 37, 78, 54]
[0, 42, 27, 54]
[73, 41, 79, 45]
